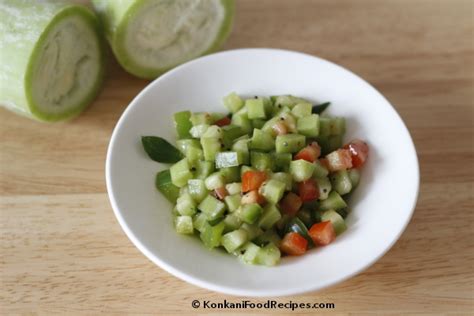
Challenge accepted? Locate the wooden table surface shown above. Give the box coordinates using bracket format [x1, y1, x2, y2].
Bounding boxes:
[1, 0, 473, 314]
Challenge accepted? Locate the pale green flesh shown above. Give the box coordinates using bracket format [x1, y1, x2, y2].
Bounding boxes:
[123, 0, 225, 70]
[30, 15, 102, 116]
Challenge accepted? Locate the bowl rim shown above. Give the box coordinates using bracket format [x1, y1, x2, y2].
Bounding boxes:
[105, 48, 420, 297]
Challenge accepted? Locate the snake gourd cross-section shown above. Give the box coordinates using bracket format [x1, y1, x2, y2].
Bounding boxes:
[92, 0, 235, 79]
[0, 0, 105, 122]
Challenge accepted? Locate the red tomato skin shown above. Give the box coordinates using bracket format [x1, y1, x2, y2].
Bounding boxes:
[242, 171, 267, 193]
[214, 187, 228, 200]
[294, 142, 321, 162]
[241, 190, 266, 205]
[280, 232, 308, 255]
[298, 179, 320, 202]
[279, 192, 303, 216]
[344, 139, 369, 168]
[309, 221, 336, 246]
[214, 117, 231, 127]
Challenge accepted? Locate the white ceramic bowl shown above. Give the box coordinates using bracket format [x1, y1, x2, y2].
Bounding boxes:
[106, 48, 419, 297]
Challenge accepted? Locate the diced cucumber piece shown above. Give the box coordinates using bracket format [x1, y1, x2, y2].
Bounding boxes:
[328, 135, 343, 153]
[200, 222, 226, 249]
[224, 194, 241, 212]
[253, 229, 281, 247]
[215, 151, 244, 168]
[198, 195, 226, 220]
[261, 116, 279, 134]
[179, 185, 190, 196]
[195, 160, 215, 179]
[315, 136, 330, 155]
[220, 166, 240, 182]
[336, 208, 349, 219]
[223, 214, 242, 233]
[176, 139, 201, 155]
[297, 114, 320, 137]
[202, 125, 223, 138]
[250, 151, 274, 171]
[330, 117, 346, 135]
[231, 108, 252, 134]
[291, 102, 312, 118]
[190, 124, 210, 138]
[174, 216, 194, 234]
[170, 158, 193, 187]
[348, 169, 361, 188]
[225, 182, 242, 195]
[331, 170, 353, 195]
[205, 172, 225, 190]
[275, 134, 306, 153]
[277, 112, 297, 132]
[258, 204, 282, 230]
[274, 95, 309, 108]
[252, 119, 266, 129]
[223, 92, 244, 113]
[238, 203, 263, 224]
[185, 145, 203, 163]
[313, 160, 329, 178]
[187, 179, 208, 203]
[296, 208, 313, 228]
[155, 170, 180, 203]
[201, 137, 221, 161]
[249, 129, 275, 151]
[190, 112, 213, 126]
[221, 229, 248, 253]
[173, 111, 193, 139]
[239, 242, 261, 264]
[319, 117, 332, 136]
[272, 152, 292, 172]
[319, 191, 347, 211]
[221, 125, 246, 149]
[240, 223, 264, 240]
[246, 98, 266, 119]
[176, 193, 197, 216]
[231, 137, 250, 165]
[259, 179, 286, 204]
[314, 177, 332, 200]
[270, 172, 293, 191]
[255, 243, 281, 266]
[321, 210, 347, 235]
[289, 159, 316, 182]
[193, 212, 208, 233]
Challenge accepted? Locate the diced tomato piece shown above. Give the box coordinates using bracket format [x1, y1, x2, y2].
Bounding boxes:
[214, 116, 231, 127]
[294, 142, 321, 162]
[241, 190, 266, 205]
[214, 186, 228, 200]
[319, 158, 330, 170]
[280, 232, 308, 255]
[309, 221, 336, 246]
[242, 170, 267, 192]
[279, 192, 303, 216]
[325, 149, 353, 172]
[272, 121, 288, 135]
[297, 179, 319, 202]
[343, 139, 369, 168]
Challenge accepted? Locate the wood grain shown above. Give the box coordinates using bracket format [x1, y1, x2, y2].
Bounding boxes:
[1, 0, 473, 314]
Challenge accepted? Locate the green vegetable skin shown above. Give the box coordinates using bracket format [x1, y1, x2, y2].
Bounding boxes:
[146, 93, 368, 266]
[92, 0, 235, 79]
[0, 0, 104, 122]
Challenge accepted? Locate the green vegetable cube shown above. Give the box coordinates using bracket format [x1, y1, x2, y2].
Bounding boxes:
[198, 195, 226, 220]
[220, 166, 240, 182]
[291, 102, 312, 118]
[190, 124, 210, 138]
[330, 117, 346, 135]
[170, 158, 193, 187]
[221, 229, 248, 253]
[187, 179, 208, 203]
[225, 182, 242, 195]
[176, 139, 201, 155]
[190, 112, 213, 126]
[176, 193, 197, 216]
[249, 129, 275, 151]
[185, 145, 203, 163]
[250, 151, 274, 171]
[259, 179, 286, 204]
[297, 114, 320, 137]
[330, 170, 353, 195]
[222, 125, 245, 149]
[224, 194, 241, 212]
[231, 110, 252, 134]
[319, 117, 332, 136]
[289, 159, 316, 182]
[194, 160, 215, 179]
[215, 151, 244, 169]
[232, 138, 250, 165]
[204, 172, 225, 190]
[193, 212, 209, 233]
[223, 214, 242, 233]
[348, 169, 361, 188]
[240, 223, 264, 240]
[251, 119, 266, 129]
[200, 222, 226, 249]
[321, 210, 347, 235]
[246, 98, 266, 119]
[200, 137, 221, 161]
[255, 243, 281, 266]
[275, 134, 306, 153]
[272, 152, 292, 172]
[258, 204, 282, 230]
[173, 111, 193, 139]
[238, 203, 263, 224]
[319, 191, 347, 211]
[239, 242, 261, 264]
[270, 172, 292, 191]
[223, 92, 244, 113]
[313, 160, 329, 178]
[174, 216, 194, 234]
[314, 176, 331, 200]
